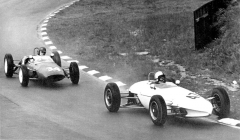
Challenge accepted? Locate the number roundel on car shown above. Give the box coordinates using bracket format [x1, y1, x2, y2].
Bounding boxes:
[186, 93, 200, 99]
[46, 67, 61, 71]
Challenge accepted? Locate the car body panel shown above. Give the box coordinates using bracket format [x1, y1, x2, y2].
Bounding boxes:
[26, 56, 65, 82]
[129, 80, 213, 117]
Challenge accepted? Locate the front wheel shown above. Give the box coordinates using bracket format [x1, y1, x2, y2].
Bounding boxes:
[4, 54, 14, 77]
[104, 83, 121, 112]
[211, 87, 230, 118]
[69, 62, 80, 84]
[19, 65, 29, 87]
[149, 95, 167, 126]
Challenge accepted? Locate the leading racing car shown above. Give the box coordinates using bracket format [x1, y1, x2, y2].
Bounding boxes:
[4, 47, 80, 87]
[104, 71, 230, 125]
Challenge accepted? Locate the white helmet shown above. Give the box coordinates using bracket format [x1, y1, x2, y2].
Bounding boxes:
[154, 71, 166, 83]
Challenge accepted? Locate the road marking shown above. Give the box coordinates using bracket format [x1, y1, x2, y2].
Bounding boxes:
[67, 60, 79, 63]
[49, 13, 55, 17]
[87, 70, 100, 75]
[42, 23, 47, 27]
[99, 76, 112, 81]
[42, 36, 49, 40]
[45, 41, 53, 45]
[218, 118, 240, 126]
[41, 27, 47, 31]
[61, 56, 72, 59]
[49, 46, 57, 50]
[201, 117, 240, 129]
[78, 65, 88, 70]
[115, 81, 126, 87]
[57, 50, 62, 54]
[43, 20, 49, 23]
[41, 32, 47, 36]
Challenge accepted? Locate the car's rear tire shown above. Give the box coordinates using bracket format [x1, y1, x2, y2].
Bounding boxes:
[19, 65, 29, 87]
[69, 62, 79, 84]
[4, 54, 14, 77]
[149, 95, 167, 126]
[104, 83, 121, 112]
[52, 51, 61, 67]
[211, 87, 230, 118]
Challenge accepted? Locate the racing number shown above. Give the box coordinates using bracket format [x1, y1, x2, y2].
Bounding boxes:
[46, 67, 61, 72]
[186, 93, 200, 99]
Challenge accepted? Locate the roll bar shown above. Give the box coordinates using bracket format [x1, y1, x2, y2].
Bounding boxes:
[148, 72, 155, 82]
[33, 47, 40, 56]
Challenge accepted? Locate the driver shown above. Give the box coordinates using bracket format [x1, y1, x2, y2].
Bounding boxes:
[20, 55, 34, 65]
[154, 71, 180, 85]
[20, 47, 47, 65]
[154, 71, 166, 84]
[38, 47, 46, 56]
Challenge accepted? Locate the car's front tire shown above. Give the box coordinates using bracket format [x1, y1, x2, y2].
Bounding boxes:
[104, 83, 121, 112]
[19, 65, 29, 87]
[4, 53, 14, 77]
[69, 62, 80, 84]
[149, 95, 167, 126]
[211, 87, 230, 118]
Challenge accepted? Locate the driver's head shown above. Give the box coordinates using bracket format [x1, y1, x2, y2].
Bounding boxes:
[39, 47, 46, 56]
[154, 71, 166, 83]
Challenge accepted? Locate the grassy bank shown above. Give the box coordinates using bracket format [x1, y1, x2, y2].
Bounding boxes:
[47, 0, 240, 119]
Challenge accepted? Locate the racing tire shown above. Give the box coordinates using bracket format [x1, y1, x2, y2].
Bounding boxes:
[104, 83, 121, 112]
[52, 51, 61, 67]
[4, 54, 14, 77]
[19, 65, 29, 87]
[69, 62, 80, 84]
[211, 87, 230, 118]
[149, 95, 167, 126]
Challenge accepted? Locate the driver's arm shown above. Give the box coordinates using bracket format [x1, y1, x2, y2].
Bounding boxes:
[20, 56, 29, 65]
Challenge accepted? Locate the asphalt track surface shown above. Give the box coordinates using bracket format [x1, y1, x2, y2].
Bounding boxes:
[0, 0, 240, 140]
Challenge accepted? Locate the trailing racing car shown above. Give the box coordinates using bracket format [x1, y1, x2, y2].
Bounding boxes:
[104, 71, 230, 126]
[4, 47, 80, 87]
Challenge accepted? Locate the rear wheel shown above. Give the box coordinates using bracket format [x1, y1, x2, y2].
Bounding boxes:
[211, 87, 230, 118]
[69, 62, 80, 84]
[19, 65, 29, 87]
[104, 83, 121, 112]
[4, 54, 14, 77]
[52, 51, 61, 67]
[149, 95, 167, 126]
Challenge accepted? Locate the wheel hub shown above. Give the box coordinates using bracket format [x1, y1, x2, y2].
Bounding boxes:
[212, 94, 221, 112]
[105, 89, 112, 106]
[150, 101, 159, 120]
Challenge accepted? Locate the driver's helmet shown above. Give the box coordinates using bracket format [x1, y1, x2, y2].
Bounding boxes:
[38, 47, 46, 56]
[154, 71, 166, 83]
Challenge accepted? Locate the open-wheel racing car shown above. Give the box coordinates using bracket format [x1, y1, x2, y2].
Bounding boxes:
[4, 47, 80, 87]
[104, 71, 230, 126]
